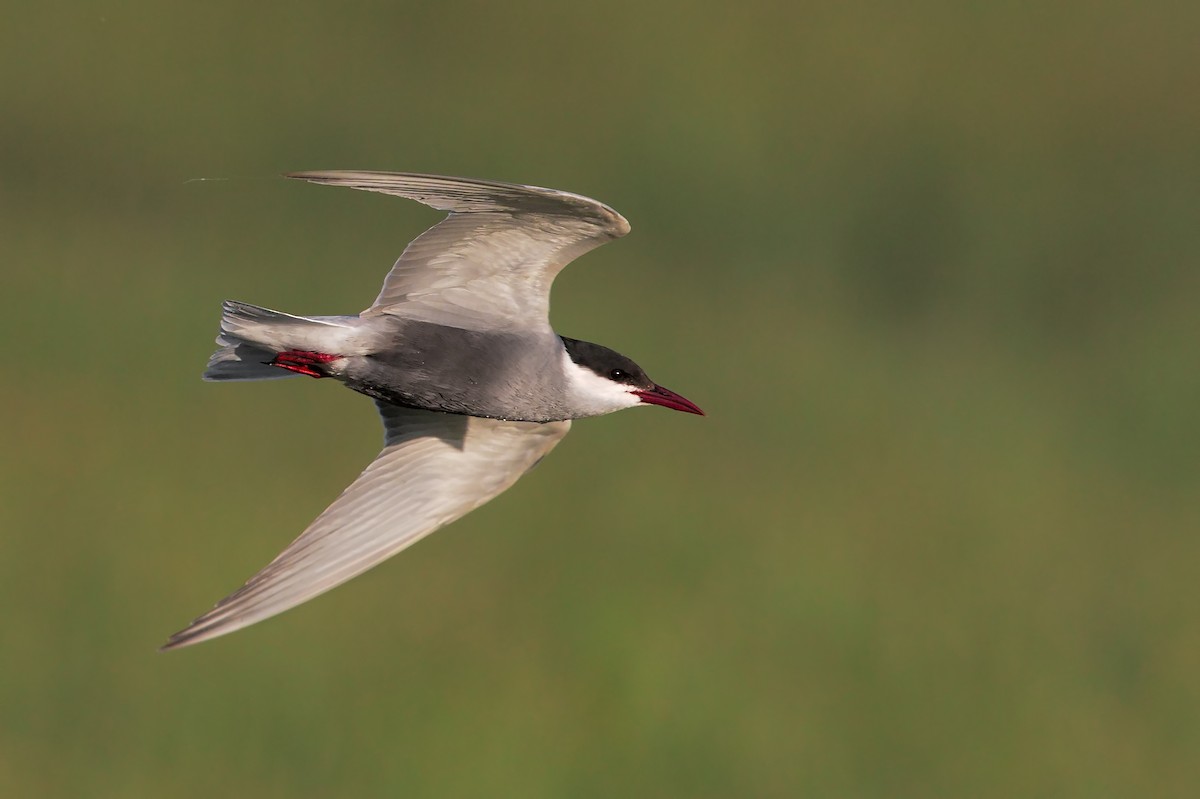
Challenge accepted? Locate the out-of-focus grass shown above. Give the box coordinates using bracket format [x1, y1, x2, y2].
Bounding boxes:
[2, 2, 1198, 796]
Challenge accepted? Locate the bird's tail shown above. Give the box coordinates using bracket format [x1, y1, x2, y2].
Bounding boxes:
[203, 300, 355, 381]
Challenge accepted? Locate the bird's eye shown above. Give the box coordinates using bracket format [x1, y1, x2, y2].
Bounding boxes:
[609, 369, 628, 381]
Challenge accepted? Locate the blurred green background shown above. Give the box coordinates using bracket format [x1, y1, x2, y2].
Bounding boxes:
[2, 1, 1198, 796]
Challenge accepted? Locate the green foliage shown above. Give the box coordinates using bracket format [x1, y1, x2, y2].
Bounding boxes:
[2, 2, 1198, 796]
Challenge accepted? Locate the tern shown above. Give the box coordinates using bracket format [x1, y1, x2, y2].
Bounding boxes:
[162, 171, 703, 650]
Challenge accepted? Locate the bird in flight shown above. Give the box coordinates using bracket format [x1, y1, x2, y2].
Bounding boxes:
[162, 171, 703, 650]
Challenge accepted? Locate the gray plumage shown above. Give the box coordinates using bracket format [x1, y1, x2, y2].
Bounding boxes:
[342, 320, 581, 423]
[163, 171, 700, 650]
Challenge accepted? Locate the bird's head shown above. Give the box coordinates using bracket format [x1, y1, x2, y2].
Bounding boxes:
[560, 337, 704, 418]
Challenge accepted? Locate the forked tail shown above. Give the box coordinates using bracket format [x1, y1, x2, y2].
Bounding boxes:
[203, 300, 355, 381]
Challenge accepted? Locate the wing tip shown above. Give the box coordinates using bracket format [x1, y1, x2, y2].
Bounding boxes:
[159, 620, 245, 652]
[283, 171, 631, 232]
[159, 607, 249, 652]
[158, 628, 202, 652]
[284, 170, 350, 184]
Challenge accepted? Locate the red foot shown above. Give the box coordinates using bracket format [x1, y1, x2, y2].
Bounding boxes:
[269, 350, 341, 378]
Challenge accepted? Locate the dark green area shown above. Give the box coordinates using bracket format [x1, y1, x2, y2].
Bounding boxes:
[2, 2, 1198, 796]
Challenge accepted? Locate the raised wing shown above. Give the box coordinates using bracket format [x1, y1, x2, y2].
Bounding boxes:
[162, 403, 570, 650]
[286, 171, 630, 331]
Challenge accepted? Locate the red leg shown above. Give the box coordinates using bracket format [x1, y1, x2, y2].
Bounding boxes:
[269, 350, 341, 378]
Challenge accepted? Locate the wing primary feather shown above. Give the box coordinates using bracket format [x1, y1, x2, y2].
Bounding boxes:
[284, 171, 630, 328]
[285, 170, 630, 235]
[161, 406, 570, 650]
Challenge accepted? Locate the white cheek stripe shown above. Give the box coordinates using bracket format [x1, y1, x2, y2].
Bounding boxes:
[559, 349, 642, 417]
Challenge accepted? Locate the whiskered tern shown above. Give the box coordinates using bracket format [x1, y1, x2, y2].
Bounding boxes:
[162, 171, 702, 650]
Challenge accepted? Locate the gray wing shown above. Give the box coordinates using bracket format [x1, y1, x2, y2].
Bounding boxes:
[286, 171, 630, 332]
[162, 403, 570, 650]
